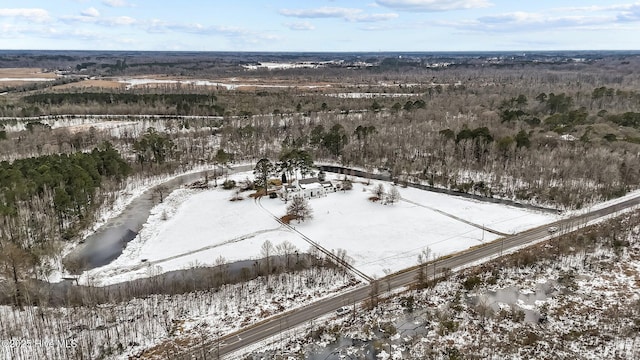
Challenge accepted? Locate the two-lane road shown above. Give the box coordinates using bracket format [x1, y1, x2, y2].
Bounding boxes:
[177, 194, 640, 359]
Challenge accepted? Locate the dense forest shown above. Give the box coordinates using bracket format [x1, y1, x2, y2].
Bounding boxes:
[1, 54, 640, 209]
[0, 143, 129, 305]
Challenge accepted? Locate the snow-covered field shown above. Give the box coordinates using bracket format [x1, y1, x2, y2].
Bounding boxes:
[118, 78, 239, 90]
[248, 213, 640, 360]
[0, 77, 56, 82]
[117, 78, 331, 90]
[81, 172, 558, 286]
[242, 61, 330, 70]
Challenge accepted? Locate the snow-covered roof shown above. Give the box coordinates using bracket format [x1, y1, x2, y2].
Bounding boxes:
[299, 182, 323, 190]
[298, 177, 324, 190]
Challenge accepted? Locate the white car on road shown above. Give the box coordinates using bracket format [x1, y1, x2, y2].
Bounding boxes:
[336, 306, 350, 316]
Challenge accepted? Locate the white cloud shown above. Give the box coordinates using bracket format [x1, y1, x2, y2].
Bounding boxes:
[0, 5, 278, 50]
[617, 4, 640, 21]
[144, 21, 278, 46]
[432, 2, 640, 33]
[355, 13, 399, 22]
[359, 22, 414, 31]
[109, 16, 136, 26]
[146, 19, 169, 33]
[376, 0, 492, 12]
[163, 23, 249, 36]
[552, 4, 637, 13]
[440, 11, 616, 33]
[102, 0, 132, 7]
[279, 6, 397, 22]
[0, 23, 105, 42]
[284, 21, 315, 31]
[81, 7, 100, 18]
[280, 7, 363, 19]
[61, 14, 137, 27]
[0, 8, 50, 22]
[478, 12, 544, 25]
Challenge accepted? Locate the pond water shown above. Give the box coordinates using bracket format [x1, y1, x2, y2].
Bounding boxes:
[250, 311, 433, 360]
[63, 166, 250, 272]
[467, 281, 558, 323]
[306, 337, 377, 360]
[262, 282, 558, 359]
[24, 258, 287, 307]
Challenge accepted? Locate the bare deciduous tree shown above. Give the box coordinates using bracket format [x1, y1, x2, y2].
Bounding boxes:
[286, 196, 313, 223]
[261, 240, 275, 284]
[388, 185, 400, 204]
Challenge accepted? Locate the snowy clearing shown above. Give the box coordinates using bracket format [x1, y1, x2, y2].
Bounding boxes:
[81, 172, 558, 286]
[116, 78, 332, 90]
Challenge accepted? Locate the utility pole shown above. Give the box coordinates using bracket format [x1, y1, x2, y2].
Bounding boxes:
[433, 259, 437, 282]
[279, 317, 282, 357]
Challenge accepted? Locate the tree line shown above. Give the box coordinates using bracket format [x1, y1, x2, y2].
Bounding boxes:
[0, 142, 129, 306]
[219, 86, 640, 208]
[19, 92, 225, 116]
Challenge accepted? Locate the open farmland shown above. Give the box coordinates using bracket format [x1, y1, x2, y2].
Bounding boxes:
[0, 67, 57, 79]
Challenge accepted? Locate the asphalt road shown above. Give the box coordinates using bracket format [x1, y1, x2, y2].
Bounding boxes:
[178, 194, 640, 359]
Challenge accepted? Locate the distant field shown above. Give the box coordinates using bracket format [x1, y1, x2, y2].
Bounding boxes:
[51, 76, 356, 91]
[53, 79, 125, 90]
[0, 67, 58, 88]
[0, 67, 59, 87]
[0, 67, 56, 78]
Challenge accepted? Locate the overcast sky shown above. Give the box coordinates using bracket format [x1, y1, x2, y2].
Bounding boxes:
[1, 0, 639, 51]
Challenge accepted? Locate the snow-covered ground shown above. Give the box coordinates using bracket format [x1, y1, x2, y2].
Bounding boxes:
[82, 183, 311, 285]
[0, 115, 218, 139]
[0, 77, 56, 82]
[81, 172, 558, 286]
[47, 164, 250, 284]
[247, 213, 640, 360]
[325, 92, 420, 99]
[117, 78, 331, 90]
[118, 78, 239, 90]
[0, 267, 358, 360]
[566, 187, 640, 215]
[242, 61, 330, 70]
